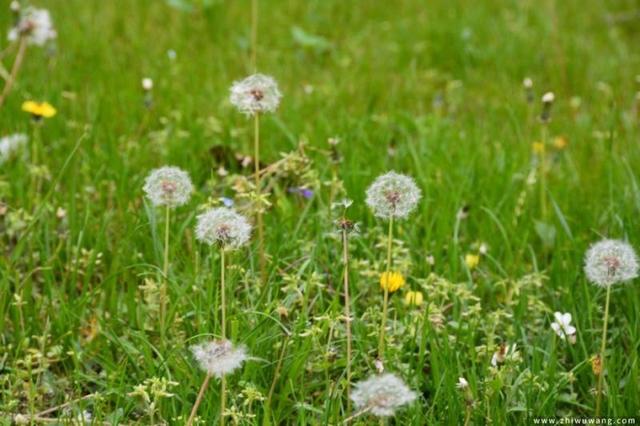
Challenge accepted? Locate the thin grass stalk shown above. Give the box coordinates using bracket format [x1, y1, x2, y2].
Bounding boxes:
[160, 205, 170, 337]
[342, 227, 352, 412]
[254, 113, 266, 283]
[186, 373, 212, 426]
[220, 248, 227, 426]
[595, 285, 611, 416]
[0, 36, 27, 109]
[377, 216, 394, 361]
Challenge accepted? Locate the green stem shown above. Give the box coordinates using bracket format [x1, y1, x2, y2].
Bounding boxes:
[595, 285, 611, 417]
[161, 205, 170, 337]
[186, 374, 211, 426]
[342, 228, 352, 413]
[540, 125, 548, 219]
[254, 113, 266, 284]
[220, 248, 226, 426]
[377, 216, 394, 361]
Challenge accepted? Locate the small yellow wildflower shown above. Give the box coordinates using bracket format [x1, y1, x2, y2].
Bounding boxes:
[465, 254, 480, 269]
[404, 290, 424, 306]
[22, 101, 57, 119]
[379, 271, 405, 293]
[553, 136, 568, 150]
[532, 141, 545, 155]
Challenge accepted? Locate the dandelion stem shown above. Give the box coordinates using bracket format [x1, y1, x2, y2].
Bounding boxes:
[595, 285, 611, 417]
[220, 248, 227, 426]
[254, 113, 266, 284]
[0, 36, 27, 109]
[186, 373, 212, 426]
[342, 226, 353, 413]
[160, 205, 170, 337]
[377, 216, 394, 361]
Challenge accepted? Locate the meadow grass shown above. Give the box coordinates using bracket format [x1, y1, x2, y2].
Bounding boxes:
[1, 0, 640, 424]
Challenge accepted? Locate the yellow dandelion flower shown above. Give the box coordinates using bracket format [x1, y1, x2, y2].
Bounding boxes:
[379, 271, 405, 293]
[553, 136, 568, 150]
[532, 141, 545, 155]
[22, 101, 57, 119]
[465, 254, 480, 269]
[404, 290, 424, 306]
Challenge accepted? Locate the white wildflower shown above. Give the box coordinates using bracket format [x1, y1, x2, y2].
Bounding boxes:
[191, 339, 248, 378]
[0, 133, 28, 164]
[143, 166, 193, 208]
[8, 7, 56, 46]
[229, 74, 282, 116]
[456, 377, 469, 390]
[142, 78, 153, 91]
[584, 239, 639, 287]
[350, 373, 417, 417]
[542, 92, 555, 103]
[365, 171, 422, 220]
[551, 312, 576, 343]
[195, 207, 251, 248]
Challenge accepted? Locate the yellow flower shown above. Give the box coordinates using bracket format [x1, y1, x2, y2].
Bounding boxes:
[465, 254, 480, 269]
[404, 290, 424, 306]
[379, 271, 405, 293]
[22, 101, 57, 119]
[553, 136, 568, 150]
[532, 141, 545, 155]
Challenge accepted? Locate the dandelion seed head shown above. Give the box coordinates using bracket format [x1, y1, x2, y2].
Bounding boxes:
[143, 166, 193, 208]
[230, 74, 282, 116]
[523, 77, 533, 88]
[8, 7, 56, 46]
[142, 78, 153, 91]
[195, 207, 251, 248]
[0, 133, 28, 164]
[350, 373, 417, 417]
[365, 171, 421, 220]
[542, 92, 555, 103]
[190, 339, 248, 378]
[584, 239, 639, 287]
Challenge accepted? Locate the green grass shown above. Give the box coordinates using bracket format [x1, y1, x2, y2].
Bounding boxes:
[1, 0, 640, 424]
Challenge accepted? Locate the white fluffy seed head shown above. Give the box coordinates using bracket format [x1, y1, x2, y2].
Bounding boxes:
[350, 373, 417, 417]
[143, 166, 193, 208]
[542, 92, 555, 103]
[195, 207, 251, 248]
[190, 339, 248, 378]
[365, 171, 422, 220]
[142, 78, 153, 91]
[584, 239, 639, 287]
[8, 7, 56, 46]
[229, 74, 282, 116]
[0, 133, 28, 164]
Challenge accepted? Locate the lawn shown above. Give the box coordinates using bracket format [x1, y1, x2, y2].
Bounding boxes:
[1, 0, 640, 424]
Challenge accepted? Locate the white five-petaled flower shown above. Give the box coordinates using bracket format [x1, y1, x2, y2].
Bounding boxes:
[365, 171, 422, 220]
[195, 207, 252, 248]
[584, 239, 639, 287]
[550, 312, 576, 342]
[350, 373, 417, 417]
[0, 133, 28, 164]
[8, 7, 56, 46]
[229, 74, 282, 116]
[456, 377, 469, 390]
[190, 339, 248, 378]
[143, 166, 193, 208]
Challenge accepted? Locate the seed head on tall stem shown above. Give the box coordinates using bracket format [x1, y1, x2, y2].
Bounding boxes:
[229, 74, 281, 284]
[193, 207, 252, 425]
[365, 171, 421, 363]
[584, 239, 638, 416]
[143, 166, 193, 335]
